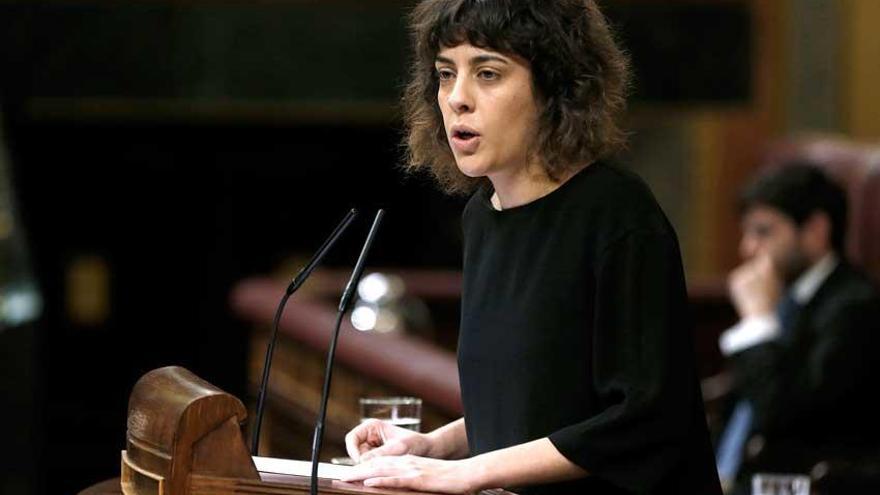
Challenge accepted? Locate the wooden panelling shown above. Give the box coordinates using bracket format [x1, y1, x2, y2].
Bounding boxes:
[842, 0, 880, 140]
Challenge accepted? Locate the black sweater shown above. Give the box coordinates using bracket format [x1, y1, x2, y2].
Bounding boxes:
[458, 162, 722, 494]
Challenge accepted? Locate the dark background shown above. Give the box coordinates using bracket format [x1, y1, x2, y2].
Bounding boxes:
[0, 2, 750, 493]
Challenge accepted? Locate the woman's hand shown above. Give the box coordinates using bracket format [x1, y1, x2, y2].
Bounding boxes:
[344, 419, 434, 463]
[341, 455, 483, 494]
[342, 435, 586, 493]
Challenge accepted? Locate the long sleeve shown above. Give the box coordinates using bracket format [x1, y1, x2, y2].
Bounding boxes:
[731, 290, 880, 435]
[548, 230, 704, 492]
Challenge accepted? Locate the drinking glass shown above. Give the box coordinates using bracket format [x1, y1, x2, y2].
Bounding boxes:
[359, 397, 422, 432]
[751, 473, 810, 495]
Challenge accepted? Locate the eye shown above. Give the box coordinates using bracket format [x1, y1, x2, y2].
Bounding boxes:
[477, 69, 500, 81]
[753, 225, 773, 238]
[435, 68, 455, 81]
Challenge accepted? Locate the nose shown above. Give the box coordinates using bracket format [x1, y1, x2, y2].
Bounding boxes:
[447, 77, 474, 114]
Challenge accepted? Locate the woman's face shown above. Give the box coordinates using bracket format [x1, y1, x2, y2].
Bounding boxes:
[435, 43, 540, 179]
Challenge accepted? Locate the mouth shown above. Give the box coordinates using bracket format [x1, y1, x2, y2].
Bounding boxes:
[450, 126, 482, 154]
[452, 129, 480, 141]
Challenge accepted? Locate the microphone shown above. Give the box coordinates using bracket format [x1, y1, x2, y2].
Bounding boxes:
[250, 208, 358, 455]
[310, 209, 385, 495]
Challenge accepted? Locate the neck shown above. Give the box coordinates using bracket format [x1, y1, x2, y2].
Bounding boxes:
[489, 162, 586, 210]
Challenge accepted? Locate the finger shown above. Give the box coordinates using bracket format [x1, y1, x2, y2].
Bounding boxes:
[757, 253, 775, 272]
[353, 438, 383, 463]
[340, 461, 408, 482]
[339, 465, 370, 482]
[340, 461, 376, 482]
[358, 430, 386, 456]
[347, 434, 377, 463]
[345, 430, 364, 462]
[346, 421, 385, 462]
[360, 439, 409, 462]
[364, 476, 411, 489]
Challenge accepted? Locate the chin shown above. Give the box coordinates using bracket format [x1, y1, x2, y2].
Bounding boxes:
[454, 155, 492, 178]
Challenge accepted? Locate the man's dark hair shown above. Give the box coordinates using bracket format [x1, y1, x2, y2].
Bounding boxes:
[739, 162, 849, 252]
[403, 0, 631, 194]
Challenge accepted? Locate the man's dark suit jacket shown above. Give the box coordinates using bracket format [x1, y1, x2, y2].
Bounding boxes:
[730, 261, 880, 484]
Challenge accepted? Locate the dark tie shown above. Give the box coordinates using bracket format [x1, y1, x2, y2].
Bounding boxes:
[776, 292, 801, 336]
[716, 293, 801, 483]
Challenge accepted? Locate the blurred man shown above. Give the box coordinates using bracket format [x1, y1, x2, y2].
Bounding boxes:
[715, 163, 880, 493]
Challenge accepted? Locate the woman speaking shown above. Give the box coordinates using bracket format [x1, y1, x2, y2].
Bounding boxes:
[341, 1, 722, 493]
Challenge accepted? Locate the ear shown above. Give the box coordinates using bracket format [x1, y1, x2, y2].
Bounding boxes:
[800, 211, 833, 256]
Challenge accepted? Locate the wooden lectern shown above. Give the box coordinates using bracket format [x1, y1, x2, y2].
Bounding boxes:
[120, 366, 514, 495]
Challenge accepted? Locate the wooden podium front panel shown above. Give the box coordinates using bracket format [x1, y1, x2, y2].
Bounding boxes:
[121, 451, 164, 494]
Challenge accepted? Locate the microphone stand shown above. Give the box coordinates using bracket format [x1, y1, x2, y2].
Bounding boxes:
[310, 209, 385, 495]
[250, 208, 358, 455]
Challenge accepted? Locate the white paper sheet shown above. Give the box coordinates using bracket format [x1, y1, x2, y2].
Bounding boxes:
[253, 456, 354, 480]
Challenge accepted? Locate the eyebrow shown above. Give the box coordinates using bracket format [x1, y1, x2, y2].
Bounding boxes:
[435, 54, 511, 65]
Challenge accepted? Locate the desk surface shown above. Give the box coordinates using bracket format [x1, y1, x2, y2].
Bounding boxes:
[79, 475, 517, 495]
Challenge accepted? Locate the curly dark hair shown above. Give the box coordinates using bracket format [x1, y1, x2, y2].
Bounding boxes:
[402, 0, 631, 194]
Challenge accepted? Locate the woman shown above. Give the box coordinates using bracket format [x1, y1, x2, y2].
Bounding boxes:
[341, 1, 722, 493]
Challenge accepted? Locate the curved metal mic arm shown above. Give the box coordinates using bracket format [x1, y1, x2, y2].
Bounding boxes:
[250, 208, 358, 455]
[310, 209, 385, 495]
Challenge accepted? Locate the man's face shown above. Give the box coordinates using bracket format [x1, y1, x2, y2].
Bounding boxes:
[739, 205, 810, 284]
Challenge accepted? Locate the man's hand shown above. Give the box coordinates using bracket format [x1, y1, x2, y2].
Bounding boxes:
[341, 455, 484, 494]
[728, 254, 782, 318]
